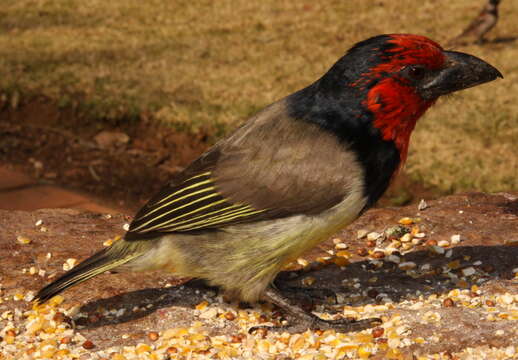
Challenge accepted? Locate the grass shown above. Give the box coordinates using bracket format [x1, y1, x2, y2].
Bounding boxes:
[0, 0, 517, 193]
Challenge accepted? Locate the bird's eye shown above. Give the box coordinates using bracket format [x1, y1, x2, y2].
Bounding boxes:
[405, 65, 426, 80]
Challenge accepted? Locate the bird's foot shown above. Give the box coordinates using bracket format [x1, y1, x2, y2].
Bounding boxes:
[252, 286, 381, 334]
[249, 313, 381, 334]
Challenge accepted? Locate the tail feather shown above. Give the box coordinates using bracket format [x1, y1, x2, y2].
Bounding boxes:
[34, 242, 143, 304]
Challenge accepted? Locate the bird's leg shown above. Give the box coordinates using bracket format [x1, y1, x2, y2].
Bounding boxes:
[273, 279, 338, 304]
[249, 286, 381, 334]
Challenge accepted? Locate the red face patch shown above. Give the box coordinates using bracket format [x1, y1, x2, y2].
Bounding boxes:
[360, 34, 446, 164]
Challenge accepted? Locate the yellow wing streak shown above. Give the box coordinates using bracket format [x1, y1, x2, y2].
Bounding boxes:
[171, 207, 266, 231]
[161, 205, 254, 230]
[151, 177, 212, 207]
[136, 185, 215, 221]
[131, 193, 223, 232]
[155, 203, 244, 229]
[134, 198, 230, 233]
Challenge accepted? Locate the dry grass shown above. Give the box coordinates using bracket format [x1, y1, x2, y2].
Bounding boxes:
[0, 0, 517, 193]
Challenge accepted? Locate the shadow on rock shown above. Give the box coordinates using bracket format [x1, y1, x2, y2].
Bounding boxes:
[76, 245, 517, 329]
[77, 279, 219, 329]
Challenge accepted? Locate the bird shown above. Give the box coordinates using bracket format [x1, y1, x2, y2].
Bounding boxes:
[35, 34, 502, 333]
[448, 0, 501, 46]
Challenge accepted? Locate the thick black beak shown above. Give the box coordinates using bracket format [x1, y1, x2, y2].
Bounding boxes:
[419, 51, 502, 100]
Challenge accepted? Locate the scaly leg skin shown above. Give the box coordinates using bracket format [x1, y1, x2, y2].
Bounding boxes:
[249, 286, 381, 334]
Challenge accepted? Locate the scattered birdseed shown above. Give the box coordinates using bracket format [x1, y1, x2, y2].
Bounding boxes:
[2, 216, 516, 359]
[386, 255, 401, 263]
[461, 267, 476, 277]
[16, 235, 31, 244]
[367, 232, 382, 241]
[400, 233, 412, 243]
[297, 258, 309, 267]
[417, 199, 428, 211]
[451, 234, 461, 244]
[366, 240, 376, 248]
[398, 262, 417, 271]
[371, 251, 385, 259]
[82, 340, 95, 349]
[429, 245, 445, 255]
[443, 298, 455, 307]
[398, 217, 414, 225]
[437, 240, 450, 248]
[62, 258, 77, 271]
[425, 239, 438, 247]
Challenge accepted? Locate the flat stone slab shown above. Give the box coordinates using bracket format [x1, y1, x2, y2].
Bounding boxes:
[0, 192, 516, 359]
[0, 166, 35, 190]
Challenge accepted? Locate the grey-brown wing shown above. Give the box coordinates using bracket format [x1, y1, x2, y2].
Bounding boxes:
[125, 101, 361, 239]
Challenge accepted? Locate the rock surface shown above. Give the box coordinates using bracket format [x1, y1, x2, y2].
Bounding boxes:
[0, 192, 517, 359]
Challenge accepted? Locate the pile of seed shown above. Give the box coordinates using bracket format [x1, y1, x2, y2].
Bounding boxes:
[1, 217, 517, 359]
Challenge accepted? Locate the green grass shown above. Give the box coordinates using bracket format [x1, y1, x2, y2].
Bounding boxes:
[0, 0, 517, 193]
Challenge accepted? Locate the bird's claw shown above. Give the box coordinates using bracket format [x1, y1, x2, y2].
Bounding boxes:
[249, 316, 381, 334]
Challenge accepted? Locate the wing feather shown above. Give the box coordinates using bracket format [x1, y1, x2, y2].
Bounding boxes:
[125, 100, 362, 241]
[128, 171, 268, 235]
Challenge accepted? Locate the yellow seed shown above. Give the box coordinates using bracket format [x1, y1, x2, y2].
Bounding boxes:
[136, 343, 152, 354]
[16, 235, 31, 244]
[333, 257, 349, 267]
[400, 233, 412, 243]
[447, 260, 461, 269]
[55, 349, 70, 357]
[336, 250, 351, 258]
[297, 258, 309, 267]
[41, 349, 56, 358]
[195, 301, 209, 311]
[191, 333, 207, 341]
[111, 354, 127, 360]
[316, 256, 332, 264]
[398, 217, 413, 225]
[298, 355, 315, 360]
[163, 327, 189, 339]
[357, 345, 371, 358]
[448, 289, 460, 297]
[44, 327, 56, 334]
[386, 348, 403, 359]
[49, 295, 64, 306]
